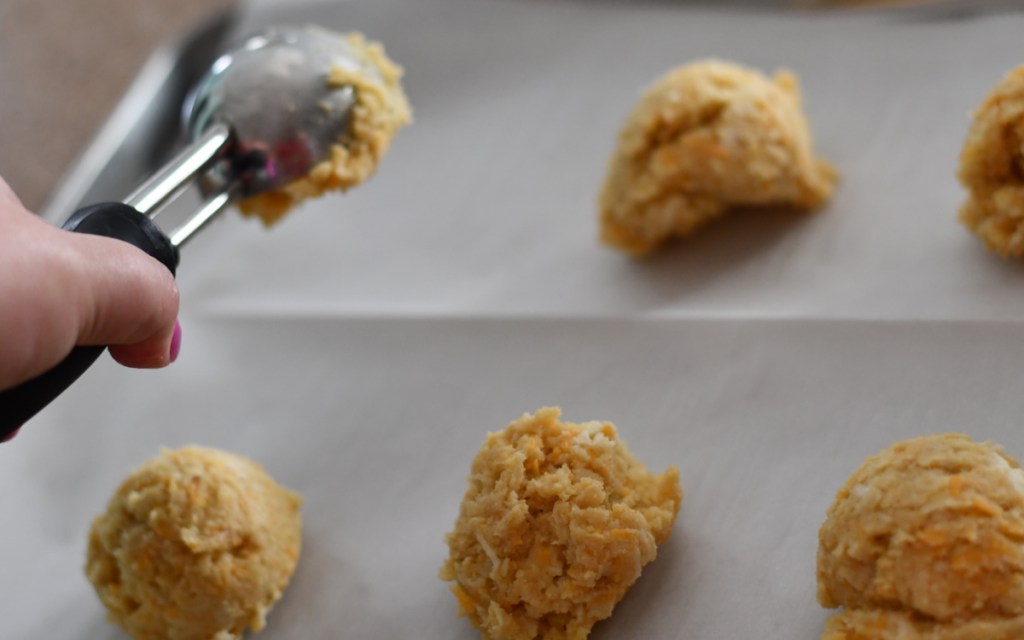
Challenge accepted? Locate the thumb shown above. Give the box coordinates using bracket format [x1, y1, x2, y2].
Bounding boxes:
[65, 230, 181, 368]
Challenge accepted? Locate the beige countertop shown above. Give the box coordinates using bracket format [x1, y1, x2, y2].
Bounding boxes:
[0, 0, 235, 213]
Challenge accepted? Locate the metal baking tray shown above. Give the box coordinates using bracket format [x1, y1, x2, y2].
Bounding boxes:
[7, 1, 1024, 638]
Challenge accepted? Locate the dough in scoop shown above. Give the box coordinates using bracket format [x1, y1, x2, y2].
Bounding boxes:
[238, 32, 412, 225]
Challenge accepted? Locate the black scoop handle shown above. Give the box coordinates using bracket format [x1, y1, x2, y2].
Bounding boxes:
[0, 203, 179, 439]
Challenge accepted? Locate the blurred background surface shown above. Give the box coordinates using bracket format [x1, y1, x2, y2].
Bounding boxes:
[0, 0, 235, 212]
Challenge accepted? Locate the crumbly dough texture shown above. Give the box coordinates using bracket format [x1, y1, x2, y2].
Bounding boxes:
[440, 407, 682, 640]
[822, 609, 1024, 640]
[238, 32, 412, 225]
[817, 434, 1024, 639]
[958, 65, 1024, 257]
[85, 446, 303, 640]
[599, 59, 837, 256]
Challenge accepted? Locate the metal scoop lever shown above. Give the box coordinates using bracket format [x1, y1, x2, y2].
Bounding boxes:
[124, 122, 234, 247]
[0, 26, 369, 436]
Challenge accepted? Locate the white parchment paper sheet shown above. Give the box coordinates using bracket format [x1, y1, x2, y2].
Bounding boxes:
[5, 319, 1024, 638]
[4, 1, 1024, 638]
[176, 0, 1024, 321]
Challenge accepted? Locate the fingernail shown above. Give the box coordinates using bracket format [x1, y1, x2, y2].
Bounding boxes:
[169, 320, 182, 363]
[2, 427, 21, 443]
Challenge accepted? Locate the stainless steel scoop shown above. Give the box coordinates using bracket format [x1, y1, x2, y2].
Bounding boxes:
[133, 24, 379, 245]
[0, 25, 375, 435]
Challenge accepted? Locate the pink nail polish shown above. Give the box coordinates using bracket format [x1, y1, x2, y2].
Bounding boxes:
[169, 320, 182, 363]
[2, 427, 21, 443]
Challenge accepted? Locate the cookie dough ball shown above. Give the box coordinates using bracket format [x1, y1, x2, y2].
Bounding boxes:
[440, 407, 682, 640]
[958, 65, 1024, 257]
[239, 32, 412, 225]
[85, 446, 303, 640]
[817, 434, 1024, 638]
[599, 60, 837, 256]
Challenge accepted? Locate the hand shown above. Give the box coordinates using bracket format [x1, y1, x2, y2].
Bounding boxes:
[0, 177, 180, 396]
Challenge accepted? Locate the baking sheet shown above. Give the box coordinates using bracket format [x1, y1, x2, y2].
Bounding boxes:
[172, 0, 1024, 322]
[6, 0, 1024, 638]
[8, 318, 1024, 639]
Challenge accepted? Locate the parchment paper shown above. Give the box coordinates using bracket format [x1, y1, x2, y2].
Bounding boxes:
[4, 1, 1024, 638]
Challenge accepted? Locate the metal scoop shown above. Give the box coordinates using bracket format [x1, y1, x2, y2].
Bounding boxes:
[0, 25, 375, 434]
[136, 25, 380, 244]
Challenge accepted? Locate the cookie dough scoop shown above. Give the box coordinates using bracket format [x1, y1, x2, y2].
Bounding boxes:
[0, 25, 407, 435]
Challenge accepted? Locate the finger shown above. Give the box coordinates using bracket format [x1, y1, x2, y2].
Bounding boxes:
[0, 175, 22, 208]
[108, 318, 181, 368]
[63, 231, 180, 366]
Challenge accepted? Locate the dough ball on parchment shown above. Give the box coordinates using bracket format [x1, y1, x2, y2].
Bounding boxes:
[817, 434, 1024, 639]
[958, 65, 1024, 257]
[599, 59, 837, 256]
[85, 446, 302, 640]
[440, 407, 682, 640]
